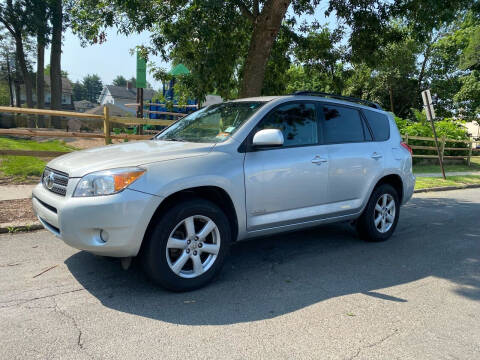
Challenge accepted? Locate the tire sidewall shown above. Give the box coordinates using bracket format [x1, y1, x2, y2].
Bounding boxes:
[143, 199, 231, 291]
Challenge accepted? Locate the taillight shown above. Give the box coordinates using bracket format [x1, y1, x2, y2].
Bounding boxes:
[401, 141, 412, 155]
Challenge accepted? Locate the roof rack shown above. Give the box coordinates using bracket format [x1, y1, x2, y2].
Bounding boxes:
[292, 91, 382, 110]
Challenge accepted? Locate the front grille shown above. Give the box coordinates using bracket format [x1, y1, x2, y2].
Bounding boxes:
[42, 167, 69, 196]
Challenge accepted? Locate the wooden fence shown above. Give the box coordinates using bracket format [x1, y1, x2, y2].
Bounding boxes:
[402, 134, 480, 165]
[0, 105, 177, 157]
[0, 105, 479, 163]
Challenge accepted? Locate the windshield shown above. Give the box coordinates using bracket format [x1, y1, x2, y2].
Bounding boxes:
[155, 101, 265, 143]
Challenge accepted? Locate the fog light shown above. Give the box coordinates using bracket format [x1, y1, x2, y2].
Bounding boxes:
[100, 229, 109, 242]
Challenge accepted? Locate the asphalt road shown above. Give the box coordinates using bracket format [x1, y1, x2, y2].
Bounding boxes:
[1, 189, 480, 359]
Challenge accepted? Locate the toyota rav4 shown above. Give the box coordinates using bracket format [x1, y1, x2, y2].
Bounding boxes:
[32, 92, 415, 291]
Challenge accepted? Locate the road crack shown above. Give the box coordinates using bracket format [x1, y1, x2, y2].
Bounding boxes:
[0, 288, 84, 308]
[52, 297, 93, 359]
[348, 329, 399, 359]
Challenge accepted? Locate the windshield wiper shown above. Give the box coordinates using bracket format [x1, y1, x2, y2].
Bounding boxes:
[164, 137, 187, 142]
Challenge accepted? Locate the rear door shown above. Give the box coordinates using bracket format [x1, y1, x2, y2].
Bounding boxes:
[243, 101, 329, 231]
[320, 103, 383, 213]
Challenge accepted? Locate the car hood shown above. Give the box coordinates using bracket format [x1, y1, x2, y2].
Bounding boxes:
[47, 140, 215, 177]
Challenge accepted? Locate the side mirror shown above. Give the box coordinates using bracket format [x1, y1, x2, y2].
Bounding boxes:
[252, 129, 284, 147]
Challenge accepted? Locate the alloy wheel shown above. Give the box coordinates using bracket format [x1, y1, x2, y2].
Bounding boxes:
[166, 215, 221, 279]
[373, 194, 396, 233]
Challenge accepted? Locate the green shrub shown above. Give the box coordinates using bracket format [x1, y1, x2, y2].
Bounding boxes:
[394, 112, 470, 159]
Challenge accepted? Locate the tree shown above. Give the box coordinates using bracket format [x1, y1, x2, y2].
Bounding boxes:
[49, 0, 62, 111]
[0, 32, 17, 106]
[82, 74, 103, 103]
[72, 80, 86, 101]
[0, 0, 34, 108]
[70, 0, 403, 99]
[460, 28, 480, 71]
[112, 75, 127, 87]
[27, 0, 50, 112]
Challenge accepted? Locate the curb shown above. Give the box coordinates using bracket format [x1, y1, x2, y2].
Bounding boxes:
[0, 223, 43, 234]
[414, 184, 480, 194]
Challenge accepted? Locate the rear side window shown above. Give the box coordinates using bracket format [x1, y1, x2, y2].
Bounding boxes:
[322, 105, 365, 144]
[363, 109, 390, 141]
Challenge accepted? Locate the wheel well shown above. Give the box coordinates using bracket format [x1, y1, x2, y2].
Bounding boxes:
[141, 186, 239, 252]
[375, 174, 403, 203]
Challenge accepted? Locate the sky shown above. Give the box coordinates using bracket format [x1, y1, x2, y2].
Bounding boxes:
[45, 29, 168, 89]
[45, 5, 337, 90]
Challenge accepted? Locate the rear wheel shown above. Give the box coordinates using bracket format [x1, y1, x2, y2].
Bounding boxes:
[357, 184, 400, 242]
[142, 198, 231, 291]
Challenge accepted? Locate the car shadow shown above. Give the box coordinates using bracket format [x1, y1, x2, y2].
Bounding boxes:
[65, 196, 480, 325]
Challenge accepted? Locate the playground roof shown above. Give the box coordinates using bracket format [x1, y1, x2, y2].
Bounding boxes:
[169, 64, 190, 76]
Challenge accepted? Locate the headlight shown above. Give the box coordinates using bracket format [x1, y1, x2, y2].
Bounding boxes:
[73, 167, 146, 197]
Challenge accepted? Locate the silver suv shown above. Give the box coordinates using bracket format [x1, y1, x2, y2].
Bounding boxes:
[32, 92, 415, 291]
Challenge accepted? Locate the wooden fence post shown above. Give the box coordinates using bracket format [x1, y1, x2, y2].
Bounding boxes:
[440, 136, 446, 163]
[103, 105, 111, 145]
[467, 140, 473, 166]
[405, 134, 409, 145]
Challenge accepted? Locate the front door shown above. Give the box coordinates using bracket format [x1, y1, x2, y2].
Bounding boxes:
[244, 101, 329, 231]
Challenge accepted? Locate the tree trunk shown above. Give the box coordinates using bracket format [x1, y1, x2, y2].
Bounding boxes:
[14, 36, 33, 108]
[14, 82, 21, 107]
[50, 0, 63, 127]
[14, 34, 35, 127]
[414, 43, 432, 108]
[36, 35, 46, 127]
[239, 0, 291, 98]
[6, 53, 14, 106]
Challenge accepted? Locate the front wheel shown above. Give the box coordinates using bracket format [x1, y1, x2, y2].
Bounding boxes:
[142, 199, 231, 291]
[356, 184, 400, 242]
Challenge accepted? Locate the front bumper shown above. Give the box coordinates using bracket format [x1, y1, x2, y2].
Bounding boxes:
[32, 180, 162, 257]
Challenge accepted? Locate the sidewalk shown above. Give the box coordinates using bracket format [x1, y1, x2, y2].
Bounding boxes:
[0, 184, 36, 201]
[415, 171, 480, 178]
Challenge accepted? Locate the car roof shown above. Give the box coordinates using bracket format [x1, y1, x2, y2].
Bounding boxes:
[232, 95, 387, 114]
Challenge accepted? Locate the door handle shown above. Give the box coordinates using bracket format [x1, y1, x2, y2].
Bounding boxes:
[371, 152, 383, 159]
[311, 156, 328, 164]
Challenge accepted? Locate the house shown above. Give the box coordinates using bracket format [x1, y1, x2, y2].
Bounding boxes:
[74, 100, 96, 113]
[16, 76, 74, 110]
[97, 83, 156, 115]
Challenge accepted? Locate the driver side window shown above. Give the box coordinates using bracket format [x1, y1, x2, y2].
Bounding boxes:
[256, 102, 318, 147]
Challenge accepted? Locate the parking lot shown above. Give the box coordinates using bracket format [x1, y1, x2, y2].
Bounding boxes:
[1, 188, 479, 359]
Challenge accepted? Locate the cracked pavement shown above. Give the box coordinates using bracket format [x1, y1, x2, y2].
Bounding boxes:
[1, 188, 480, 359]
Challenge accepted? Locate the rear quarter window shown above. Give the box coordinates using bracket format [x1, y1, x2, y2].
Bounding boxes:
[363, 109, 390, 141]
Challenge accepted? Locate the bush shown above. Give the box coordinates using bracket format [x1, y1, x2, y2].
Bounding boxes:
[394, 112, 470, 159]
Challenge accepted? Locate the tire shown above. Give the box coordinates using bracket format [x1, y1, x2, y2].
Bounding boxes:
[356, 184, 400, 242]
[142, 198, 231, 291]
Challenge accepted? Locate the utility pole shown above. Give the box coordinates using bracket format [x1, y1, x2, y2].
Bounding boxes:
[422, 89, 446, 179]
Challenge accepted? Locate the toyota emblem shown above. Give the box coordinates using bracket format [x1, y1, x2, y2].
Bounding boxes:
[43, 170, 55, 190]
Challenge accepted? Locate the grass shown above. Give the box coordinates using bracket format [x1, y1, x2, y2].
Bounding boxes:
[0, 137, 76, 152]
[413, 157, 480, 174]
[0, 137, 76, 182]
[0, 156, 46, 180]
[415, 175, 480, 190]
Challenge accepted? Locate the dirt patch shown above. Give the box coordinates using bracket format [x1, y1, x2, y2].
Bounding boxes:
[0, 199, 37, 224]
[0, 175, 39, 185]
[60, 137, 125, 149]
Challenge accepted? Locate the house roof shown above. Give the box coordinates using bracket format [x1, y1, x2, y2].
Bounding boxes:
[73, 100, 95, 109]
[44, 75, 72, 94]
[86, 103, 134, 117]
[105, 85, 156, 100]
